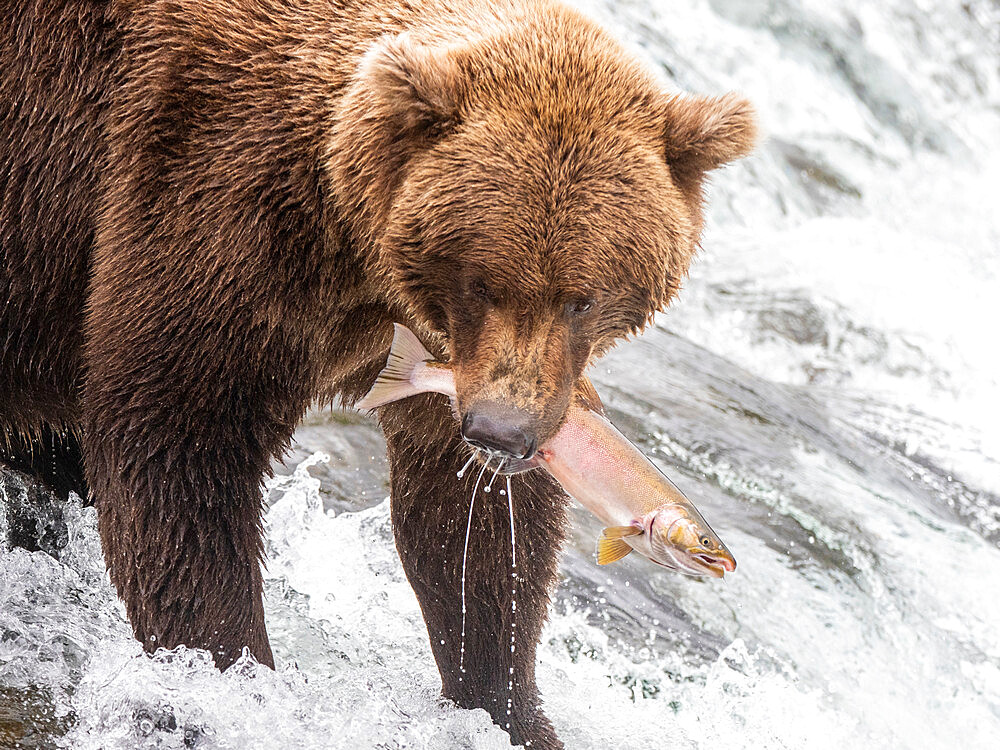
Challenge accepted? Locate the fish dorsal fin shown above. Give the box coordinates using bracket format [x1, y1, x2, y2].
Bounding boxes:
[602, 525, 643, 539]
[597, 536, 633, 565]
[356, 324, 435, 410]
[575, 376, 605, 414]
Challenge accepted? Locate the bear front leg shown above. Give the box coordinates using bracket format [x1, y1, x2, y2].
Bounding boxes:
[84, 387, 282, 669]
[83, 319, 316, 670]
[383, 396, 569, 749]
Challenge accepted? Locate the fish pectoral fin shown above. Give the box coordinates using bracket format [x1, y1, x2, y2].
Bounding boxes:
[597, 536, 634, 565]
[602, 525, 643, 539]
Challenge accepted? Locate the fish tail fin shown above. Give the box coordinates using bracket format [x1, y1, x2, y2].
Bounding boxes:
[356, 324, 435, 410]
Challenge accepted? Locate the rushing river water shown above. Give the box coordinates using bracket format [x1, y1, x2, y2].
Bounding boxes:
[2, 0, 999, 748]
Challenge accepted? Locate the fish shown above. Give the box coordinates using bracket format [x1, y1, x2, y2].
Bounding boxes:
[357, 324, 736, 578]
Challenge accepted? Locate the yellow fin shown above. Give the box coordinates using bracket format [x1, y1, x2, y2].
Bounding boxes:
[597, 536, 633, 565]
[602, 525, 643, 539]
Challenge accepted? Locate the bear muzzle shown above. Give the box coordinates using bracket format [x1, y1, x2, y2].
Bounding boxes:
[460, 400, 539, 459]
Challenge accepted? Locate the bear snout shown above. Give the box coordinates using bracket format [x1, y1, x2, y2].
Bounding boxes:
[460, 400, 539, 459]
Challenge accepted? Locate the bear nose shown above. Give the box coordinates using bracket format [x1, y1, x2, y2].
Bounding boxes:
[461, 402, 538, 459]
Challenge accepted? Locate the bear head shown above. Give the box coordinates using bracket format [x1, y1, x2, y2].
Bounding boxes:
[329, 5, 757, 459]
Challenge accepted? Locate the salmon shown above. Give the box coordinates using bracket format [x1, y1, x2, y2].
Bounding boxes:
[358, 324, 736, 577]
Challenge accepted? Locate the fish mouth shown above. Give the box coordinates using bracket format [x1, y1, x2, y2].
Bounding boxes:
[648, 556, 721, 578]
[689, 552, 736, 578]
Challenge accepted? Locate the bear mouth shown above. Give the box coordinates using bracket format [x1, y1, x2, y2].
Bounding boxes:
[494, 455, 538, 474]
[462, 446, 540, 475]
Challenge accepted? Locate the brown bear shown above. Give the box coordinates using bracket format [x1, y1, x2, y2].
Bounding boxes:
[0, 0, 755, 746]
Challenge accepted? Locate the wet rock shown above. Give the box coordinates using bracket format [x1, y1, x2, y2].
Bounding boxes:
[0, 686, 74, 750]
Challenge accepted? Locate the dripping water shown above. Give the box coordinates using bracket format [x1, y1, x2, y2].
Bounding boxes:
[456, 453, 476, 479]
[458, 454, 490, 682]
[502, 472, 517, 729]
[484, 460, 502, 494]
[454, 451, 519, 729]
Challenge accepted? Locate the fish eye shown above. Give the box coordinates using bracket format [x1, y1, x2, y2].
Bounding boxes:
[699, 536, 712, 547]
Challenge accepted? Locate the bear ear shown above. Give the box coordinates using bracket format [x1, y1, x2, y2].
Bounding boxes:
[358, 34, 468, 139]
[329, 35, 470, 243]
[661, 93, 758, 177]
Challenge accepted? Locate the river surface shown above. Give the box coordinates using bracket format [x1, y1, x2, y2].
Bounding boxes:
[2, 0, 999, 747]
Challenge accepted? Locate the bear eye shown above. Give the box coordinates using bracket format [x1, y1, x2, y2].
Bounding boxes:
[468, 279, 493, 303]
[564, 297, 596, 317]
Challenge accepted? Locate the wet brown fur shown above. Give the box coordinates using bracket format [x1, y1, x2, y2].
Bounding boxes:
[1, 1, 755, 746]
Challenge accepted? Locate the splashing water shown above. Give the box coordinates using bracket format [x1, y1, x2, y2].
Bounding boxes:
[3, 0, 1000, 747]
